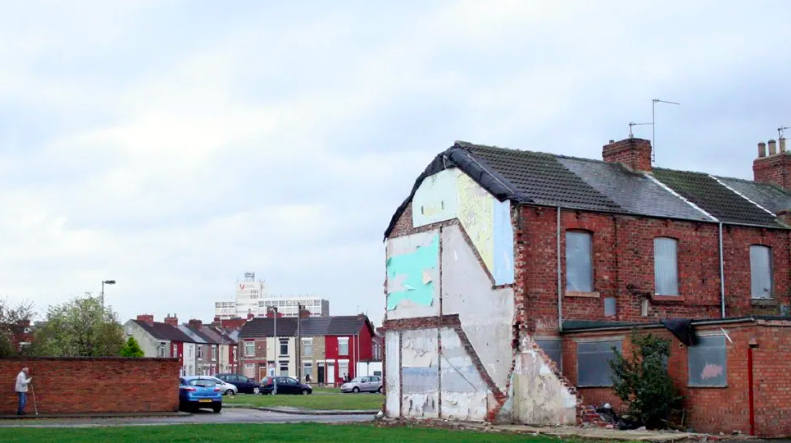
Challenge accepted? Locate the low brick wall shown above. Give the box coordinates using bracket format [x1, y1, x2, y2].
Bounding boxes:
[562, 322, 791, 438]
[1, 357, 180, 415]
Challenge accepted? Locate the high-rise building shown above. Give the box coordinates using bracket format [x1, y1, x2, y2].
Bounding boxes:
[214, 272, 329, 319]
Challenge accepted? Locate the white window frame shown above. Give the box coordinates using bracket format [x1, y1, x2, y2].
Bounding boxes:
[750, 245, 773, 299]
[566, 230, 594, 293]
[197, 346, 203, 360]
[338, 337, 349, 356]
[245, 341, 255, 357]
[302, 338, 313, 357]
[212, 345, 217, 361]
[654, 237, 679, 296]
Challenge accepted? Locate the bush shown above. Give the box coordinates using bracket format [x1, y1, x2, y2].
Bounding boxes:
[120, 336, 145, 358]
[609, 330, 680, 429]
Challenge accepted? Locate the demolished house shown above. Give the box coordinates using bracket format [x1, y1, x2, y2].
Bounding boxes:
[382, 137, 791, 438]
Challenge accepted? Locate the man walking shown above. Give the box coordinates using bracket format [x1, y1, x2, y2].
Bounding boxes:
[15, 367, 32, 416]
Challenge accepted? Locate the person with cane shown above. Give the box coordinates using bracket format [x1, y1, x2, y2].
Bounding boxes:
[15, 367, 33, 416]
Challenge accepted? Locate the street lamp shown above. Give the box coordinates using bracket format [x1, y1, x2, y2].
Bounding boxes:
[268, 306, 278, 395]
[101, 280, 116, 311]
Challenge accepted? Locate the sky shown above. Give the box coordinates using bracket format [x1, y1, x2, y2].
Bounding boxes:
[1, 0, 790, 327]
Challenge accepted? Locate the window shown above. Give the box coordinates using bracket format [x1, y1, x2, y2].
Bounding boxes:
[280, 339, 289, 355]
[654, 237, 679, 295]
[245, 341, 255, 357]
[232, 346, 237, 361]
[303, 362, 313, 381]
[158, 346, 166, 358]
[212, 346, 217, 361]
[338, 337, 349, 356]
[197, 346, 203, 360]
[576, 340, 622, 387]
[689, 335, 727, 387]
[750, 245, 773, 299]
[566, 231, 593, 292]
[302, 338, 313, 357]
[279, 361, 289, 376]
[172, 344, 178, 357]
[535, 339, 562, 370]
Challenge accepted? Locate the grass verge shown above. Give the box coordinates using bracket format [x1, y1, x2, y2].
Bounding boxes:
[0, 423, 568, 443]
[225, 392, 382, 411]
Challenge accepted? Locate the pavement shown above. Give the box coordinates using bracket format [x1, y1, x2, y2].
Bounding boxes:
[224, 404, 380, 416]
[0, 408, 376, 428]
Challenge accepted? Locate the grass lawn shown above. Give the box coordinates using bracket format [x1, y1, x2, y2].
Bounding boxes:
[0, 423, 568, 443]
[225, 392, 382, 411]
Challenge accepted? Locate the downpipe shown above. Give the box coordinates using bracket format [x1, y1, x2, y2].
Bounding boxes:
[557, 207, 563, 332]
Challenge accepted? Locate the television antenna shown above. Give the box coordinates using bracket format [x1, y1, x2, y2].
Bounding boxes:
[779, 125, 790, 140]
[652, 98, 680, 163]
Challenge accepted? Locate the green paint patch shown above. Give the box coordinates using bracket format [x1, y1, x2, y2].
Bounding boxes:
[386, 234, 439, 310]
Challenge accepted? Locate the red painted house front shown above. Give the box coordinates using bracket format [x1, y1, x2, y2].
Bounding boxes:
[324, 316, 375, 386]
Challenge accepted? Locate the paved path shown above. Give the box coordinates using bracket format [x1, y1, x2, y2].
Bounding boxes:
[0, 408, 375, 428]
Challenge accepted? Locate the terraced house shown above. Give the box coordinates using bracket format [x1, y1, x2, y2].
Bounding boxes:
[383, 136, 791, 437]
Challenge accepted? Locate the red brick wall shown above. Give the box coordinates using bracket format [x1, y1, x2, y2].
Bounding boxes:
[602, 138, 652, 172]
[1, 357, 180, 414]
[753, 153, 791, 189]
[562, 323, 791, 438]
[518, 206, 791, 336]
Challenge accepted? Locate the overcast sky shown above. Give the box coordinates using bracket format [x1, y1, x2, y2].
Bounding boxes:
[1, 1, 790, 326]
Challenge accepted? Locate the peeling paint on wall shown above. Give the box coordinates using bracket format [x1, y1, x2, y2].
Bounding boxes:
[386, 231, 440, 318]
[442, 225, 514, 390]
[385, 332, 401, 418]
[409, 168, 514, 285]
[440, 327, 488, 420]
[510, 338, 577, 425]
[401, 329, 439, 419]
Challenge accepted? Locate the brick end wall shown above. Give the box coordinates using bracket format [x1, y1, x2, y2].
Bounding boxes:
[1, 357, 181, 414]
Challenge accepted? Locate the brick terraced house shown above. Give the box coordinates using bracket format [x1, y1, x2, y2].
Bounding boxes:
[383, 136, 791, 437]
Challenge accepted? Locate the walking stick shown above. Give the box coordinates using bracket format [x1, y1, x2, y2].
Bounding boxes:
[30, 383, 39, 416]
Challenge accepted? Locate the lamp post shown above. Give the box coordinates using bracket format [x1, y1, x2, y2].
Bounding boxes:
[269, 306, 278, 395]
[101, 280, 116, 311]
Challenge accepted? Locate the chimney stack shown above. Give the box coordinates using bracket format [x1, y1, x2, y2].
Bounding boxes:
[188, 319, 202, 329]
[247, 312, 255, 321]
[754, 138, 791, 189]
[164, 313, 179, 326]
[602, 138, 652, 172]
[136, 314, 154, 325]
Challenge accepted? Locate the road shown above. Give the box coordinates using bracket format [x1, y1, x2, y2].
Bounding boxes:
[0, 408, 375, 428]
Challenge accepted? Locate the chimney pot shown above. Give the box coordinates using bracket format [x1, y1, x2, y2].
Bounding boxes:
[758, 142, 767, 158]
[769, 139, 777, 156]
[781, 138, 787, 153]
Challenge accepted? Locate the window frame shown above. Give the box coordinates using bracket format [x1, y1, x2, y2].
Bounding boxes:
[654, 237, 680, 296]
[749, 245, 773, 299]
[280, 339, 289, 356]
[302, 338, 313, 357]
[688, 335, 728, 388]
[338, 337, 350, 356]
[244, 341, 255, 357]
[565, 230, 594, 293]
[576, 339, 622, 388]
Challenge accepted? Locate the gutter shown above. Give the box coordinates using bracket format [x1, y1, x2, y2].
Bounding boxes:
[562, 317, 757, 334]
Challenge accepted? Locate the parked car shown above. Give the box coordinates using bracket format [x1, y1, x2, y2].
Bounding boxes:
[340, 376, 382, 393]
[208, 377, 238, 396]
[215, 373, 261, 394]
[261, 376, 313, 395]
[179, 376, 222, 413]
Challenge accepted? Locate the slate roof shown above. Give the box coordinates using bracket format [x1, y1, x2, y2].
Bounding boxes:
[132, 320, 194, 343]
[239, 316, 373, 339]
[383, 140, 791, 238]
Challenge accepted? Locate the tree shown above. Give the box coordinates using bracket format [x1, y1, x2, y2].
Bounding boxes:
[0, 298, 35, 358]
[609, 330, 680, 429]
[120, 336, 144, 357]
[32, 295, 125, 357]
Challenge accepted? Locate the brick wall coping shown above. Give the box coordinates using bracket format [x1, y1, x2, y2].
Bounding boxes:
[561, 316, 791, 334]
[0, 357, 179, 362]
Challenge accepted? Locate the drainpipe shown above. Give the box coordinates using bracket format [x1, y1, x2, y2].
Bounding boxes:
[557, 207, 563, 332]
[719, 222, 726, 318]
[748, 342, 756, 436]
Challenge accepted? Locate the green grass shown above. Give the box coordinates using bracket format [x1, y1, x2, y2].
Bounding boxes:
[225, 392, 383, 411]
[0, 423, 566, 443]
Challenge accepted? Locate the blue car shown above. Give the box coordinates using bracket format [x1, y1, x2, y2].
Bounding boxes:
[179, 376, 223, 413]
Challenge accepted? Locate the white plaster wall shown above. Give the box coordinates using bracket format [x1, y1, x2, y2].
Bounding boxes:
[441, 225, 515, 390]
[412, 168, 460, 227]
[124, 321, 167, 358]
[401, 329, 439, 418]
[386, 230, 440, 320]
[439, 327, 488, 421]
[510, 336, 577, 425]
[385, 331, 401, 418]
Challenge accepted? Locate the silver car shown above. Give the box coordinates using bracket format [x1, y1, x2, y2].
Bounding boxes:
[340, 376, 382, 393]
[208, 376, 238, 396]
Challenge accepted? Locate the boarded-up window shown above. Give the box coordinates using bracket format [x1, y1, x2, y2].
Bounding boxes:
[750, 245, 772, 299]
[535, 339, 562, 370]
[577, 340, 621, 387]
[688, 335, 727, 387]
[654, 237, 679, 295]
[566, 231, 593, 292]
